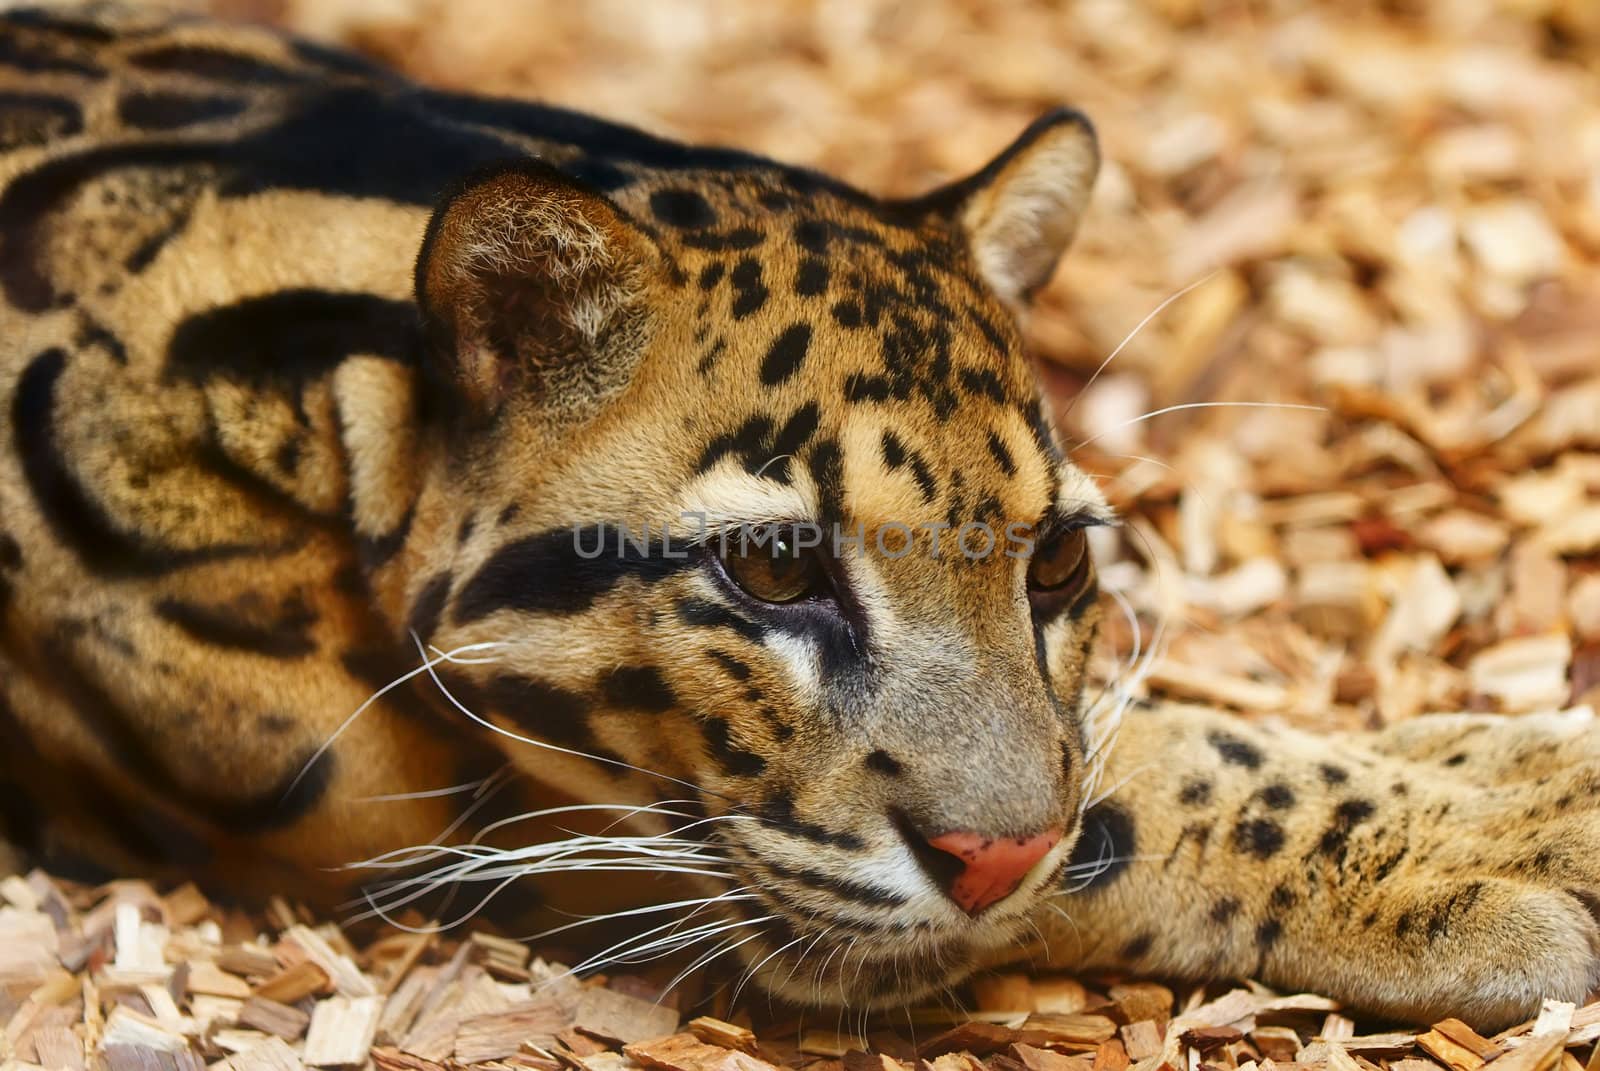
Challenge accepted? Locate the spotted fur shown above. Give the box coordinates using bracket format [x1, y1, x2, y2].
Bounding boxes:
[0, 6, 1595, 1027]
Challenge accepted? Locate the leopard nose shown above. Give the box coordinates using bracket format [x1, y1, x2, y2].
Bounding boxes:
[924, 828, 1064, 916]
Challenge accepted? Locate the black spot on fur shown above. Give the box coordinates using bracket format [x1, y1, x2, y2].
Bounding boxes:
[407, 571, 452, 642]
[1444, 752, 1468, 767]
[708, 650, 752, 680]
[696, 337, 727, 376]
[760, 323, 813, 385]
[1231, 817, 1285, 860]
[697, 414, 775, 473]
[1120, 933, 1154, 960]
[455, 524, 691, 622]
[1318, 763, 1349, 785]
[0, 535, 19, 571]
[880, 431, 907, 469]
[601, 666, 676, 712]
[74, 317, 128, 365]
[681, 226, 763, 252]
[808, 439, 845, 523]
[1066, 802, 1136, 890]
[986, 431, 1017, 476]
[0, 32, 106, 78]
[697, 262, 725, 290]
[0, 91, 83, 148]
[1259, 782, 1296, 810]
[762, 857, 908, 908]
[866, 750, 903, 776]
[449, 673, 625, 767]
[795, 257, 829, 296]
[793, 218, 830, 253]
[1316, 798, 1377, 860]
[729, 257, 768, 319]
[155, 594, 319, 659]
[273, 438, 302, 476]
[1255, 918, 1283, 952]
[761, 707, 794, 742]
[3, 8, 118, 42]
[1210, 897, 1240, 924]
[166, 290, 418, 384]
[959, 368, 1007, 404]
[677, 598, 767, 644]
[832, 299, 863, 329]
[1178, 779, 1212, 806]
[1270, 883, 1297, 910]
[116, 91, 249, 131]
[844, 372, 891, 403]
[128, 44, 309, 84]
[1395, 911, 1414, 938]
[759, 791, 865, 850]
[763, 402, 821, 481]
[650, 188, 716, 229]
[1208, 730, 1264, 769]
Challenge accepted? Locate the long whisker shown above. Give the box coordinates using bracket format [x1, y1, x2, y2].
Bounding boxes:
[353, 776, 495, 803]
[285, 639, 507, 801]
[410, 631, 741, 803]
[1072, 401, 1325, 453]
[1061, 271, 1220, 425]
[527, 889, 759, 944]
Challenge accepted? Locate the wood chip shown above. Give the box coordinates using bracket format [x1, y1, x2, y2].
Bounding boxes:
[30, 1024, 86, 1071]
[280, 926, 375, 999]
[1117, 1022, 1162, 1062]
[303, 995, 383, 1067]
[1432, 1020, 1501, 1061]
[457, 1003, 572, 1064]
[254, 961, 331, 1005]
[219, 1036, 305, 1071]
[575, 987, 681, 1046]
[918, 1021, 1019, 1057]
[1013, 1042, 1094, 1071]
[1416, 1028, 1487, 1071]
[236, 995, 311, 1041]
[626, 1033, 781, 1071]
[688, 1017, 759, 1055]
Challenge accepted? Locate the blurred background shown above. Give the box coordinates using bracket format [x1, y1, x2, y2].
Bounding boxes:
[197, 0, 1600, 731]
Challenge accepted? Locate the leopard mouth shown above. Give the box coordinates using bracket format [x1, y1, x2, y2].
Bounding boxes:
[712, 875, 1048, 1009]
[729, 907, 1023, 1008]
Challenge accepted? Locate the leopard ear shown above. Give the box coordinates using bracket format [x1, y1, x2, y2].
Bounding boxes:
[414, 162, 658, 421]
[941, 109, 1100, 309]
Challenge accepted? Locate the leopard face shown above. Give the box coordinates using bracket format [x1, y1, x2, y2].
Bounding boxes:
[401, 117, 1107, 1003]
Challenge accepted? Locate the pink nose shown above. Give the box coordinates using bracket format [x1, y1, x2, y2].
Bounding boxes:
[926, 829, 1063, 916]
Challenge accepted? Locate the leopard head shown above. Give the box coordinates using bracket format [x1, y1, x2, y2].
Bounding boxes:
[402, 110, 1106, 1006]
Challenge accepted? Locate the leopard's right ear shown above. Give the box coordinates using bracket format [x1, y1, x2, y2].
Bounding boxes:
[414, 162, 660, 422]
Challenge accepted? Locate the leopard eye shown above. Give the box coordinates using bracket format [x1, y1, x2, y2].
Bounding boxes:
[720, 525, 827, 604]
[1028, 526, 1092, 597]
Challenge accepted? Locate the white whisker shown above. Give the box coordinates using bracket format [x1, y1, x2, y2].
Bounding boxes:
[285, 639, 507, 801]
[1072, 401, 1325, 454]
[1062, 271, 1220, 425]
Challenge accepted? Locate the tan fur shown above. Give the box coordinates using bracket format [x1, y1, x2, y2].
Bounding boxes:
[0, 6, 1593, 1029]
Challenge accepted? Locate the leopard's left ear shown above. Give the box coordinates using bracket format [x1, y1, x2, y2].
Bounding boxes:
[936, 109, 1100, 309]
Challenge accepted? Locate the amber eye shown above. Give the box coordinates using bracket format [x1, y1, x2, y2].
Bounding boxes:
[719, 525, 828, 604]
[1028, 527, 1093, 596]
